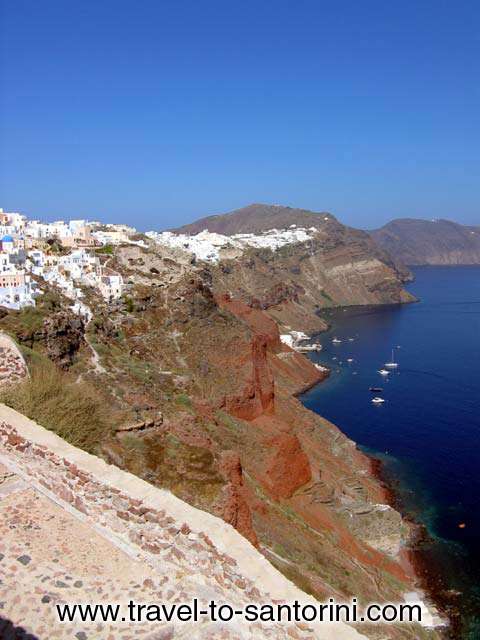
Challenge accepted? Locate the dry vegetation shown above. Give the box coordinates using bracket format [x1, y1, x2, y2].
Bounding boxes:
[0, 361, 114, 452]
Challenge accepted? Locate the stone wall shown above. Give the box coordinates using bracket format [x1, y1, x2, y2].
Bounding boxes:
[0, 332, 27, 387]
[0, 404, 366, 640]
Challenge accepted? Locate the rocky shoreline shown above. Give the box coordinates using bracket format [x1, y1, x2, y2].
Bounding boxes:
[372, 455, 467, 639]
[296, 329, 449, 635]
[370, 457, 453, 636]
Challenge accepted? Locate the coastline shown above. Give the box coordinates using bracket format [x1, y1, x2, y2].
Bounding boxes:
[292, 369, 330, 396]
[369, 455, 453, 637]
[296, 322, 451, 636]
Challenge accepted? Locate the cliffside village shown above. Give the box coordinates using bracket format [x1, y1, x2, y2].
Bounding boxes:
[0, 207, 135, 318]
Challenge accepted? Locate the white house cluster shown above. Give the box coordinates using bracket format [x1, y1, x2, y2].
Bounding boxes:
[0, 208, 136, 314]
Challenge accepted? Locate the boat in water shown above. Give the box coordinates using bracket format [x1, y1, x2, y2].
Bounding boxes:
[369, 386, 383, 392]
[332, 337, 342, 344]
[378, 369, 390, 376]
[372, 397, 385, 404]
[384, 348, 399, 368]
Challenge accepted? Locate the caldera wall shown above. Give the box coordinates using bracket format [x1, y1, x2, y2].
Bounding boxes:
[0, 403, 366, 640]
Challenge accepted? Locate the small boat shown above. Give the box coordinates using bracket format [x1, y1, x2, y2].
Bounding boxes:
[332, 337, 342, 344]
[384, 348, 399, 369]
[348, 337, 354, 342]
[369, 387, 383, 392]
[372, 397, 385, 404]
[347, 358, 354, 362]
[378, 369, 390, 376]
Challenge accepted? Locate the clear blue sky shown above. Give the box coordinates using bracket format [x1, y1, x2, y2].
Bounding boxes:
[1, 0, 479, 230]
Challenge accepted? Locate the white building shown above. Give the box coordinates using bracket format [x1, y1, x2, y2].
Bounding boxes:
[98, 273, 123, 300]
[0, 235, 15, 254]
[0, 257, 36, 309]
[0, 252, 11, 273]
[0, 209, 27, 233]
[59, 248, 99, 279]
[0, 207, 125, 310]
[43, 268, 80, 300]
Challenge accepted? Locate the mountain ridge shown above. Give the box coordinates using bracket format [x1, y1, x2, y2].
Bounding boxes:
[174, 203, 334, 235]
[370, 217, 480, 265]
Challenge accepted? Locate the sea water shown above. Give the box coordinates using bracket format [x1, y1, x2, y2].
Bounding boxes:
[302, 266, 480, 638]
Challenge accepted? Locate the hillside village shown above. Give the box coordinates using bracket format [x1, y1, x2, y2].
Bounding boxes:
[146, 225, 322, 263]
[0, 204, 447, 640]
[0, 206, 341, 318]
[0, 207, 136, 317]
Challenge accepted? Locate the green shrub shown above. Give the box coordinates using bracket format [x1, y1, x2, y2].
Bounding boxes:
[95, 244, 114, 255]
[175, 393, 193, 410]
[123, 296, 135, 313]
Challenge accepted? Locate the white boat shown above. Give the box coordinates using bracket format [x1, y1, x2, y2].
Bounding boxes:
[384, 348, 398, 368]
[332, 337, 342, 344]
[372, 397, 385, 404]
[378, 369, 390, 376]
[347, 358, 354, 362]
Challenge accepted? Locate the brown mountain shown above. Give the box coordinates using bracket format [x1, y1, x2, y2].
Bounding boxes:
[370, 218, 480, 265]
[175, 203, 336, 235]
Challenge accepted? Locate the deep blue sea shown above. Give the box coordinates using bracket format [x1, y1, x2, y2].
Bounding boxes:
[302, 266, 480, 638]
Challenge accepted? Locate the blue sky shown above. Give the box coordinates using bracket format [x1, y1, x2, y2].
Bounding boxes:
[1, 0, 479, 230]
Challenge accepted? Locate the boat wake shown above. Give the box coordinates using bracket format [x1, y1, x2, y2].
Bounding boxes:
[401, 368, 478, 393]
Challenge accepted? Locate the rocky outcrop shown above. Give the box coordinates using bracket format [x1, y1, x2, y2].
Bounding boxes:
[42, 312, 85, 368]
[217, 450, 258, 546]
[261, 432, 312, 499]
[370, 218, 480, 265]
[5, 309, 85, 369]
[224, 334, 275, 420]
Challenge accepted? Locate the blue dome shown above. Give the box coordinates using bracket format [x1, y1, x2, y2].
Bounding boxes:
[2, 235, 13, 242]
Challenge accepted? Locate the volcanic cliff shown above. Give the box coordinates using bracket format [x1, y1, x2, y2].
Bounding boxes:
[175, 204, 414, 333]
[370, 218, 480, 266]
[0, 209, 442, 639]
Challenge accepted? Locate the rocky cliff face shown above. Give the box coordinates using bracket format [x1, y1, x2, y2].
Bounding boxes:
[0, 290, 86, 369]
[0, 221, 441, 638]
[370, 218, 480, 265]
[25, 240, 434, 639]
[171, 204, 414, 333]
[209, 234, 414, 334]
